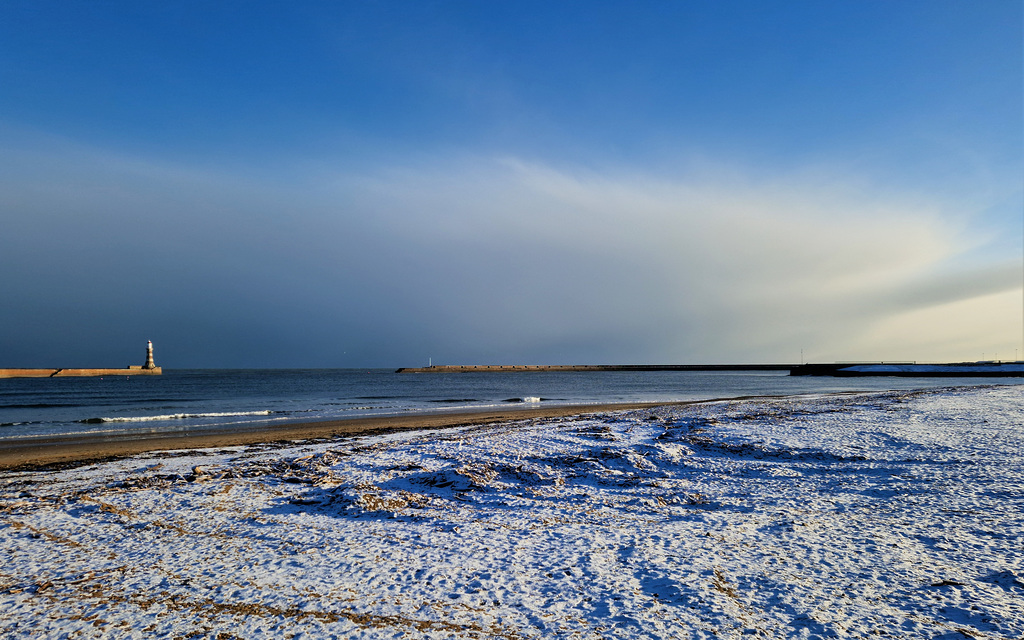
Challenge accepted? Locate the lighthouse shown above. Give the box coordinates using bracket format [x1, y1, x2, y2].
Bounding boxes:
[144, 340, 156, 369]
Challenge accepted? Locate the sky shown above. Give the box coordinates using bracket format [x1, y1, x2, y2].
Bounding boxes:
[0, 1, 1021, 368]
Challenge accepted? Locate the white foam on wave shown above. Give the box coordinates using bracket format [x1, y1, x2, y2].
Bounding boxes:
[523, 396, 541, 403]
[93, 410, 274, 423]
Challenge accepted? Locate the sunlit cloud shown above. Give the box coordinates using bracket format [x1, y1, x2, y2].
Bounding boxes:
[1, 135, 1019, 366]
[322, 155, 1016, 361]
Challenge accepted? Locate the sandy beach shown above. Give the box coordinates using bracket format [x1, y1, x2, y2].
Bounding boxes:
[1, 385, 1021, 638]
[0, 401, 687, 470]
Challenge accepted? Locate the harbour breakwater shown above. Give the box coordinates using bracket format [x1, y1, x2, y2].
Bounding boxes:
[0, 367, 163, 379]
[397, 362, 1024, 377]
[790, 362, 1024, 377]
[396, 364, 793, 373]
[0, 341, 162, 378]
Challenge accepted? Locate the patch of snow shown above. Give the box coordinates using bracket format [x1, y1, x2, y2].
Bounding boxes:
[1, 385, 1021, 638]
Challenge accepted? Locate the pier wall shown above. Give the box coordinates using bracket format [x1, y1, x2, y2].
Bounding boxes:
[789, 363, 1024, 377]
[396, 364, 793, 373]
[0, 367, 163, 379]
[397, 363, 1024, 377]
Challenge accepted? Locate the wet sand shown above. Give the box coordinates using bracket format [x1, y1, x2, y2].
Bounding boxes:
[0, 401, 685, 470]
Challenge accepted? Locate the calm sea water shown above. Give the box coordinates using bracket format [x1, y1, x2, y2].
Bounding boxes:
[1, 368, 1019, 442]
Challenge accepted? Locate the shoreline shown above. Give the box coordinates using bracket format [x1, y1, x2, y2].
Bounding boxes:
[0, 400, 702, 471]
[3, 380, 1013, 471]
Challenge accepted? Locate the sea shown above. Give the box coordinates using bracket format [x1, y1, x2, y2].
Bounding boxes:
[1, 368, 1020, 443]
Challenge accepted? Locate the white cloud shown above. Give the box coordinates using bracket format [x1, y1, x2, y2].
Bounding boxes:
[324, 156, 1017, 362]
[850, 289, 1023, 362]
[1, 133, 1018, 365]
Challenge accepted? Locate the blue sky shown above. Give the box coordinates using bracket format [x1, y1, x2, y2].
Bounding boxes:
[1, 1, 1021, 367]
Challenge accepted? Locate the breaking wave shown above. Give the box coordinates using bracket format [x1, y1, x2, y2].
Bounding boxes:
[79, 410, 275, 424]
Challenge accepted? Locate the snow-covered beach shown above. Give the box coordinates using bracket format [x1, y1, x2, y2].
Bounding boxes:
[1, 385, 1021, 639]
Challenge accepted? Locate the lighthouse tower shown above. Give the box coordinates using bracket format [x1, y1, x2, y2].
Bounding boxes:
[143, 340, 156, 369]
